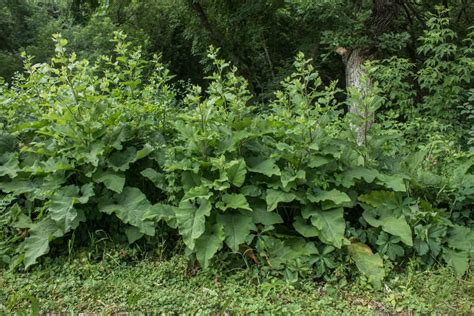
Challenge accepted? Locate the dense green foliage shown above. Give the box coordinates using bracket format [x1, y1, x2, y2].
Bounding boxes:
[1, 7, 473, 286]
[0, 1, 473, 298]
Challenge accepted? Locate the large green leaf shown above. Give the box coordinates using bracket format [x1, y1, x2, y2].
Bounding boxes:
[175, 198, 212, 250]
[0, 132, 17, 155]
[218, 212, 256, 252]
[310, 207, 346, 248]
[24, 218, 64, 268]
[348, 242, 385, 288]
[341, 167, 379, 188]
[125, 226, 144, 244]
[219, 193, 252, 211]
[0, 180, 33, 194]
[141, 168, 166, 190]
[252, 205, 283, 226]
[93, 169, 125, 193]
[448, 225, 474, 252]
[182, 185, 212, 201]
[362, 206, 412, 246]
[48, 185, 89, 232]
[99, 187, 155, 236]
[108, 146, 137, 171]
[194, 223, 225, 268]
[308, 189, 351, 205]
[226, 159, 247, 187]
[135, 143, 154, 160]
[247, 157, 281, 177]
[266, 189, 296, 212]
[443, 249, 469, 276]
[358, 191, 400, 209]
[377, 174, 407, 192]
[143, 203, 177, 222]
[293, 216, 319, 238]
[307, 155, 331, 168]
[0, 153, 20, 178]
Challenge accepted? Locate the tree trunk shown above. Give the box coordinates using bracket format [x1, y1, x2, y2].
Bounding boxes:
[338, 0, 402, 145]
[347, 49, 372, 145]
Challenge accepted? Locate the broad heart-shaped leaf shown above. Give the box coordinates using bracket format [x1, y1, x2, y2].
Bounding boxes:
[194, 223, 225, 268]
[0, 153, 20, 178]
[99, 187, 155, 237]
[447, 225, 474, 252]
[143, 203, 177, 222]
[310, 207, 346, 248]
[0, 178, 38, 194]
[341, 167, 379, 188]
[107, 146, 137, 171]
[252, 205, 283, 226]
[266, 189, 296, 212]
[175, 198, 212, 250]
[246, 157, 281, 177]
[141, 168, 166, 190]
[307, 155, 331, 168]
[225, 159, 247, 187]
[443, 249, 470, 276]
[362, 206, 413, 246]
[220, 193, 252, 211]
[92, 169, 125, 193]
[377, 174, 407, 192]
[217, 212, 256, 252]
[125, 226, 144, 244]
[308, 189, 351, 205]
[48, 184, 91, 232]
[358, 191, 401, 209]
[348, 242, 384, 289]
[293, 216, 319, 238]
[24, 217, 64, 268]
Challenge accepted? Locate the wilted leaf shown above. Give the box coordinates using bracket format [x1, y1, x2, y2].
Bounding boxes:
[348, 242, 384, 288]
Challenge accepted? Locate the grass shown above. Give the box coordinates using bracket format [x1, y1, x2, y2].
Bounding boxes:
[0, 249, 473, 314]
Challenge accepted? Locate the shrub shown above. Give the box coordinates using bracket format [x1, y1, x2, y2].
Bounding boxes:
[0, 32, 472, 287]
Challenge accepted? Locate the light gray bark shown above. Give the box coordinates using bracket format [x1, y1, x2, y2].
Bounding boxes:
[337, 0, 402, 145]
[338, 48, 373, 145]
